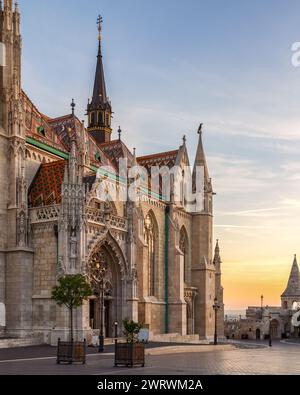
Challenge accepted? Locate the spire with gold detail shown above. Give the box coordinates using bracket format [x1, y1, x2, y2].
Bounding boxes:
[87, 15, 112, 144]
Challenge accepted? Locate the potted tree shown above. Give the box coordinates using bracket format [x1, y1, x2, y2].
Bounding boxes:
[51, 274, 93, 364]
[114, 319, 145, 367]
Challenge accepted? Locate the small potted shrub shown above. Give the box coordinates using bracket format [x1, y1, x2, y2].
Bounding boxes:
[114, 319, 145, 367]
[51, 274, 93, 364]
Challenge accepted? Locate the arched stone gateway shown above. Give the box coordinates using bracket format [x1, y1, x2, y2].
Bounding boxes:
[87, 232, 130, 338]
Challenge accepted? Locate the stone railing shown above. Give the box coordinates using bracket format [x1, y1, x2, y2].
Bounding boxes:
[86, 207, 127, 232]
[85, 207, 106, 224]
[30, 205, 60, 224]
[110, 215, 127, 231]
[30, 205, 127, 231]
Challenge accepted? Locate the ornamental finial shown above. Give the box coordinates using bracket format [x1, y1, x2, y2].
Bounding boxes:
[97, 15, 103, 42]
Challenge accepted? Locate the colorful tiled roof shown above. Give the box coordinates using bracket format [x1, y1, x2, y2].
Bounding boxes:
[28, 160, 66, 207]
[99, 139, 134, 169]
[22, 90, 68, 153]
[137, 150, 179, 170]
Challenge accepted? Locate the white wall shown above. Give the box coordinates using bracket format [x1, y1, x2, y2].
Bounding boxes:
[0, 303, 5, 327]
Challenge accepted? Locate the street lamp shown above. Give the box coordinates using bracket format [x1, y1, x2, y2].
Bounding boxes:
[213, 297, 220, 345]
[114, 321, 118, 345]
[269, 314, 272, 347]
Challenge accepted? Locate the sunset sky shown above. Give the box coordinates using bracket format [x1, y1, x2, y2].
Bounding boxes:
[20, 0, 300, 310]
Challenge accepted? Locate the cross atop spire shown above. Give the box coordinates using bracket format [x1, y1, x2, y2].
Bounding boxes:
[97, 14, 103, 56]
[97, 15, 103, 38]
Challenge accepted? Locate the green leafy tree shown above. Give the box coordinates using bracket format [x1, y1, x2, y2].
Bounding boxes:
[51, 274, 93, 341]
[123, 318, 143, 343]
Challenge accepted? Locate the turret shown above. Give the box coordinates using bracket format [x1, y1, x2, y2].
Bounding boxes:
[281, 255, 300, 309]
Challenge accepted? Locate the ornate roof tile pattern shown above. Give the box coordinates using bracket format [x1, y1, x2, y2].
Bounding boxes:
[99, 139, 134, 169]
[137, 150, 179, 171]
[22, 90, 68, 153]
[28, 160, 66, 207]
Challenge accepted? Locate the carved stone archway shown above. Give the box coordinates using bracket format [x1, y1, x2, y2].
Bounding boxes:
[87, 231, 128, 337]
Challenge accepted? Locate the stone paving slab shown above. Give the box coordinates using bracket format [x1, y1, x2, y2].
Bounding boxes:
[0, 341, 299, 375]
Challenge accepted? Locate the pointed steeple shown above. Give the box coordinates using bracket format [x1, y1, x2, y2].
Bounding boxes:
[192, 124, 213, 213]
[213, 240, 221, 264]
[282, 255, 300, 297]
[87, 15, 112, 144]
[193, 123, 209, 183]
[91, 15, 109, 107]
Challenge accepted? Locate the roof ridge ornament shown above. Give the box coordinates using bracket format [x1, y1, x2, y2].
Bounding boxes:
[71, 98, 76, 116]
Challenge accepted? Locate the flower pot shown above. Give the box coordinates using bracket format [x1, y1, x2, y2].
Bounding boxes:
[114, 342, 145, 367]
[57, 338, 86, 365]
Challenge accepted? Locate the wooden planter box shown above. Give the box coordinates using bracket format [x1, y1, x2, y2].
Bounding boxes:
[115, 342, 145, 367]
[57, 338, 86, 365]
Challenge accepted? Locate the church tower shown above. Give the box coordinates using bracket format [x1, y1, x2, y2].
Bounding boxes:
[0, 1, 33, 337]
[87, 15, 112, 144]
[191, 125, 216, 339]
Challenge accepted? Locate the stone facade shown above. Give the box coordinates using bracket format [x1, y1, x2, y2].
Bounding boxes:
[0, 2, 224, 344]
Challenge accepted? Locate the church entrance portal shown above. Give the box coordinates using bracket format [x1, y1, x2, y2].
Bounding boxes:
[88, 240, 124, 338]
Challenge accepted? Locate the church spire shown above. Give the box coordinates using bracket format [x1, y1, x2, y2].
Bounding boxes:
[87, 14, 112, 145]
[193, 123, 209, 183]
[282, 255, 300, 297]
[192, 124, 213, 213]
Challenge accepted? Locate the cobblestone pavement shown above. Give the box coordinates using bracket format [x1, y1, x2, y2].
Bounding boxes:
[0, 341, 299, 375]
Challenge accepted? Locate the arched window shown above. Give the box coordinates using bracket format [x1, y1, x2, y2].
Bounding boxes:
[179, 227, 188, 283]
[144, 212, 157, 296]
[91, 112, 96, 126]
[98, 112, 103, 126]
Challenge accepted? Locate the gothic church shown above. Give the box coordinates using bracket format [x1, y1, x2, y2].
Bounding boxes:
[0, 1, 224, 344]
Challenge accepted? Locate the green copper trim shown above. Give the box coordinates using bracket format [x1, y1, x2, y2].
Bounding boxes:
[26, 137, 69, 160]
[164, 206, 170, 333]
[27, 137, 164, 200]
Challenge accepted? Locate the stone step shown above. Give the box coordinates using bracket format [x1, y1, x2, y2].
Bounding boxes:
[0, 336, 44, 349]
[150, 333, 208, 344]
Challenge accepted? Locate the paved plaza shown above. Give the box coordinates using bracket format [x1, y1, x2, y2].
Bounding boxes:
[0, 341, 299, 375]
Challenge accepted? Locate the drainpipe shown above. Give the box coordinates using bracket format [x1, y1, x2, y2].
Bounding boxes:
[164, 205, 170, 333]
[54, 224, 59, 270]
